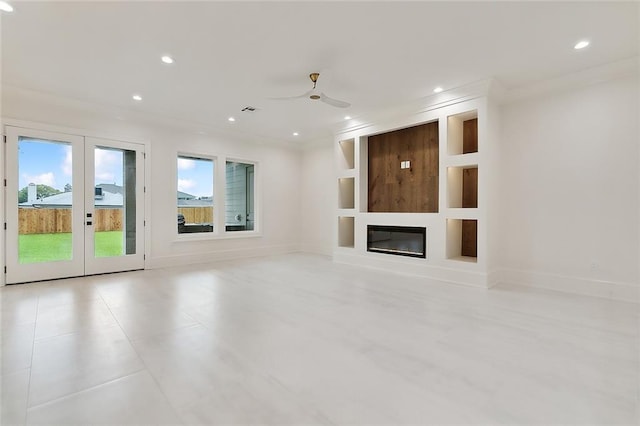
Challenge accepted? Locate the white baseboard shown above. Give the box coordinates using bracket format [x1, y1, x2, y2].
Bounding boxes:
[496, 268, 640, 303]
[299, 243, 333, 256]
[333, 251, 490, 288]
[147, 244, 299, 270]
[148, 247, 639, 304]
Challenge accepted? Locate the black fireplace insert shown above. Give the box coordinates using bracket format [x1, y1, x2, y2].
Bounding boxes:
[367, 225, 426, 258]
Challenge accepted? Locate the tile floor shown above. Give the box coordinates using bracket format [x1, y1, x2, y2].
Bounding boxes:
[1, 253, 638, 424]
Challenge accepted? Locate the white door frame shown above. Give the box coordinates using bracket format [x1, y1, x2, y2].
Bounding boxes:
[5, 126, 86, 283]
[4, 124, 147, 284]
[84, 137, 145, 275]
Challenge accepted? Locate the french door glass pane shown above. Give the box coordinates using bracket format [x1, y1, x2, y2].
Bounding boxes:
[94, 147, 136, 257]
[18, 137, 73, 264]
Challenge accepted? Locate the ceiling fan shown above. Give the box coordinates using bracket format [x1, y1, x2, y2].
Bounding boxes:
[271, 73, 351, 108]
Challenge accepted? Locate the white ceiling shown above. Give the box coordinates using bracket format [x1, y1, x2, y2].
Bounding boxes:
[1, 1, 638, 143]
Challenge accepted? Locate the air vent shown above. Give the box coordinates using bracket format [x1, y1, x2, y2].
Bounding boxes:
[241, 106, 257, 112]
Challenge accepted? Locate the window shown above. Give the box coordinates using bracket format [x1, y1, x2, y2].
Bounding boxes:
[177, 155, 214, 234]
[225, 161, 255, 232]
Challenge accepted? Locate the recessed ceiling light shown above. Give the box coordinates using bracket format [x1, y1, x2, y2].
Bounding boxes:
[344, 116, 351, 120]
[0, 2, 14, 12]
[574, 40, 590, 50]
[433, 87, 443, 93]
[293, 132, 299, 136]
[161, 55, 174, 64]
[132, 94, 142, 101]
[228, 117, 235, 122]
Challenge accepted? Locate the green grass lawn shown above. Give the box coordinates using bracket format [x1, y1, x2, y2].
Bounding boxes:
[19, 231, 123, 263]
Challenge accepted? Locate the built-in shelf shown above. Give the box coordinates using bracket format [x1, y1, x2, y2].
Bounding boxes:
[339, 138, 355, 170]
[447, 165, 478, 208]
[447, 110, 478, 263]
[448, 256, 478, 263]
[338, 177, 355, 209]
[446, 218, 477, 262]
[445, 152, 479, 167]
[334, 96, 492, 287]
[446, 208, 479, 219]
[338, 216, 355, 248]
[448, 111, 478, 155]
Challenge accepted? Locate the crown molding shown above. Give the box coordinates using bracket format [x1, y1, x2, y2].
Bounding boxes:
[1, 85, 302, 151]
[333, 79, 494, 137]
[502, 56, 639, 104]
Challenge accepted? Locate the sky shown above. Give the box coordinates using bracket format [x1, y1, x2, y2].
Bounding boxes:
[177, 157, 214, 198]
[18, 139, 123, 191]
[18, 139, 214, 199]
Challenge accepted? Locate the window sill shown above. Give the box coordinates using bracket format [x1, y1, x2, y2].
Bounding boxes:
[174, 230, 262, 243]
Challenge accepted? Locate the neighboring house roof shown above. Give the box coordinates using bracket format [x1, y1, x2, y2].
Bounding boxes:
[177, 191, 196, 200]
[178, 199, 213, 207]
[96, 183, 123, 195]
[20, 191, 123, 208]
[20, 185, 210, 208]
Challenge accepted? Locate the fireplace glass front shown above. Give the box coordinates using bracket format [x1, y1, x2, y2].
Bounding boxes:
[367, 225, 426, 258]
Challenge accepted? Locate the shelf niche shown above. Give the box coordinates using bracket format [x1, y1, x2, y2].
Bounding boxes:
[338, 216, 355, 248]
[367, 121, 439, 213]
[448, 166, 478, 208]
[338, 177, 355, 209]
[447, 219, 477, 261]
[448, 111, 478, 155]
[338, 138, 355, 170]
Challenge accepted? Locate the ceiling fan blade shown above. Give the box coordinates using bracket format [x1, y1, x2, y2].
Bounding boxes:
[268, 90, 313, 101]
[320, 92, 350, 108]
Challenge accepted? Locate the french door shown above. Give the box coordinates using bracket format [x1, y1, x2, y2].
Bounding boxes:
[5, 126, 145, 284]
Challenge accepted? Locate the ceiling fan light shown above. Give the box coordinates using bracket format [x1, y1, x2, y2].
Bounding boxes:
[574, 40, 590, 50]
[310, 94, 321, 100]
[0, 2, 13, 12]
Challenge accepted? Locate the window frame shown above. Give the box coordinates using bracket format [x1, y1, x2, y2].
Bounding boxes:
[174, 153, 261, 241]
[224, 157, 260, 236]
[176, 153, 217, 238]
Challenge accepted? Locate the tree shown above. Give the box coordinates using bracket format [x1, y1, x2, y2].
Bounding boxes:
[18, 184, 62, 203]
[64, 183, 72, 192]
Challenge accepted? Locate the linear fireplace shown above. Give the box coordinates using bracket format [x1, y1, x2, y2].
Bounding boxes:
[367, 225, 426, 258]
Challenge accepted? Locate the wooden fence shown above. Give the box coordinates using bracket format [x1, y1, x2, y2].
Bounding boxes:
[178, 207, 213, 224]
[19, 208, 122, 234]
[19, 207, 213, 234]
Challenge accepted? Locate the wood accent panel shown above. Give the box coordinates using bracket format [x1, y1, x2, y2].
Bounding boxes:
[461, 219, 477, 257]
[368, 121, 439, 213]
[462, 168, 478, 208]
[463, 118, 478, 154]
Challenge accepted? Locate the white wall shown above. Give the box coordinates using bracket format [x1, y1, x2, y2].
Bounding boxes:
[498, 75, 639, 300]
[4, 74, 638, 300]
[299, 143, 334, 255]
[147, 130, 301, 267]
[2, 87, 303, 272]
